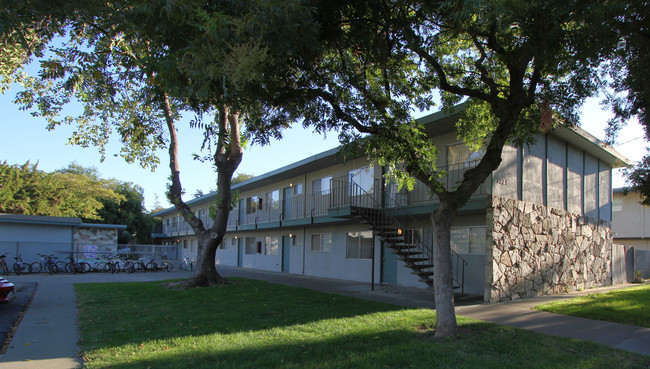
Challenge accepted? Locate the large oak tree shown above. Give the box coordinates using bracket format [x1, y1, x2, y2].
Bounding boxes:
[260, 0, 633, 337]
[1, 0, 317, 287]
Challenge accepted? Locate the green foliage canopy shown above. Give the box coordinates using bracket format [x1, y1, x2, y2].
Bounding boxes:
[0, 161, 122, 220]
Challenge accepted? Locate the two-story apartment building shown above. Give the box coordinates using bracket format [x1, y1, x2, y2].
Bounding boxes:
[154, 105, 630, 302]
[612, 188, 650, 278]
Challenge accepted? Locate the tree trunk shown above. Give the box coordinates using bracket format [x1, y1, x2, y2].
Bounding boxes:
[431, 203, 457, 337]
[161, 94, 241, 288]
[181, 232, 229, 287]
[182, 107, 242, 288]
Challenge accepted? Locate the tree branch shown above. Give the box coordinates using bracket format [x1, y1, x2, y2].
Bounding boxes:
[471, 35, 500, 97]
[162, 91, 204, 233]
[401, 27, 495, 102]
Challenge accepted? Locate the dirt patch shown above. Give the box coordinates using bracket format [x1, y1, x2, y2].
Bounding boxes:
[416, 323, 487, 342]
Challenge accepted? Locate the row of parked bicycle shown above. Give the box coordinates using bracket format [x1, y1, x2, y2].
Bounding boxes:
[0, 253, 194, 275]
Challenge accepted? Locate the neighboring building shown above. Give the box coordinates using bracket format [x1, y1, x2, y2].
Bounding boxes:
[612, 188, 650, 278]
[154, 105, 630, 302]
[0, 214, 126, 264]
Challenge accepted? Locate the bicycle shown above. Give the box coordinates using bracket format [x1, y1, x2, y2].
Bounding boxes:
[105, 255, 135, 274]
[0, 253, 9, 275]
[119, 255, 135, 274]
[30, 254, 48, 273]
[160, 254, 174, 272]
[64, 255, 87, 274]
[13, 255, 32, 275]
[31, 254, 59, 275]
[133, 257, 148, 273]
[144, 255, 158, 272]
[179, 256, 193, 272]
[106, 256, 121, 274]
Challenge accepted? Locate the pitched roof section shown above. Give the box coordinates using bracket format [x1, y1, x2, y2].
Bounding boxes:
[0, 214, 126, 229]
[153, 105, 631, 216]
[551, 124, 631, 167]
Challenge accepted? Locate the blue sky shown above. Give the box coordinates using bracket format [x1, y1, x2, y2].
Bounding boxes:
[1, 90, 645, 211]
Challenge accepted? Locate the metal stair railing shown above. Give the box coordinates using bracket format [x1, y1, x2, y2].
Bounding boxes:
[384, 189, 468, 294]
[330, 176, 467, 293]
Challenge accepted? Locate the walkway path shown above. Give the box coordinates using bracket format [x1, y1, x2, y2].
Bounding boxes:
[456, 292, 650, 356]
[0, 267, 647, 369]
[0, 271, 195, 369]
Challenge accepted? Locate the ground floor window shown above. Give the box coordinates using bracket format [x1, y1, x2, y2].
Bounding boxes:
[404, 229, 422, 245]
[265, 236, 279, 255]
[450, 226, 486, 255]
[346, 231, 373, 259]
[311, 233, 332, 252]
[245, 237, 256, 254]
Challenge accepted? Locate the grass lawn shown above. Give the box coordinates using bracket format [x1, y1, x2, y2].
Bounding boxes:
[75, 279, 650, 369]
[534, 284, 650, 327]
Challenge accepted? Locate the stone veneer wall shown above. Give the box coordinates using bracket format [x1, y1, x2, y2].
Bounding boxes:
[486, 196, 612, 302]
[73, 227, 119, 255]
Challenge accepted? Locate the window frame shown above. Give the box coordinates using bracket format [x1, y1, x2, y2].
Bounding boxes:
[310, 233, 332, 252]
[245, 237, 257, 254]
[346, 231, 373, 259]
[348, 166, 374, 194]
[446, 142, 485, 166]
[264, 236, 280, 256]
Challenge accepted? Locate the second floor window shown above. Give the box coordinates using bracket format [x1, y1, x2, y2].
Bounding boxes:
[349, 166, 374, 194]
[293, 183, 303, 195]
[246, 196, 258, 214]
[312, 177, 332, 194]
[447, 142, 484, 167]
[265, 190, 280, 211]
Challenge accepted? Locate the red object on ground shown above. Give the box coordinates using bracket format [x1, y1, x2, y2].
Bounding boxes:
[0, 277, 14, 302]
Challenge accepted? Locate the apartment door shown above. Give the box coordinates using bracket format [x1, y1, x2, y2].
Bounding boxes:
[237, 238, 244, 267]
[281, 236, 291, 272]
[282, 187, 292, 219]
[381, 244, 398, 284]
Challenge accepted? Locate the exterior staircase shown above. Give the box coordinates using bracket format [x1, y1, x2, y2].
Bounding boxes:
[330, 177, 467, 294]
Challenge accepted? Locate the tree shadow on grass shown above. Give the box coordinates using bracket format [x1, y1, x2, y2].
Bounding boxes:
[84, 321, 650, 369]
[75, 278, 412, 349]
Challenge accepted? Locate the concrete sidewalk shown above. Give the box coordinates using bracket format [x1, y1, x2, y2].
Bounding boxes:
[456, 290, 650, 356]
[0, 270, 195, 369]
[0, 267, 647, 369]
[220, 267, 650, 357]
